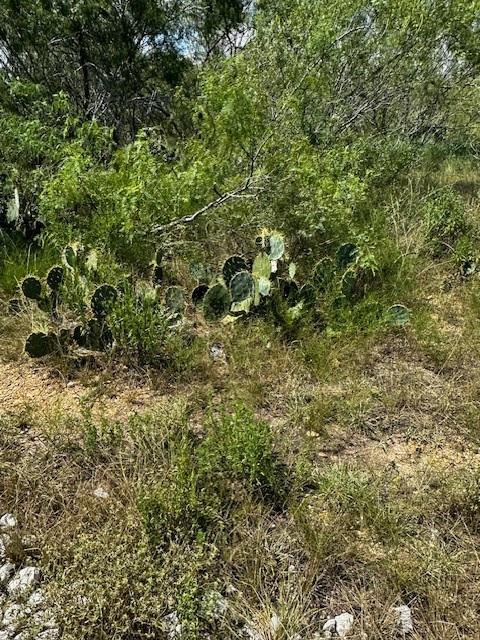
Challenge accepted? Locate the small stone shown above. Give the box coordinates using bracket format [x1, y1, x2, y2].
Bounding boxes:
[33, 609, 56, 629]
[270, 613, 281, 632]
[2, 603, 24, 627]
[0, 515, 17, 531]
[93, 486, 109, 499]
[0, 629, 15, 640]
[7, 566, 41, 595]
[163, 612, 182, 639]
[323, 612, 354, 638]
[0, 563, 15, 585]
[394, 605, 413, 635]
[209, 344, 225, 362]
[243, 626, 262, 640]
[35, 631, 59, 640]
[27, 590, 45, 609]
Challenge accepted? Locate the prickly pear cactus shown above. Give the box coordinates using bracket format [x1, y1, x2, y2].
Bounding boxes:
[91, 284, 118, 317]
[25, 332, 58, 358]
[21, 276, 42, 300]
[165, 286, 185, 314]
[222, 256, 249, 286]
[386, 304, 410, 327]
[192, 284, 209, 306]
[203, 284, 231, 321]
[252, 253, 271, 280]
[268, 232, 285, 261]
[63, 246, 77, 269]
[229, 271, 254, 302]
[46, 266, 65, 291]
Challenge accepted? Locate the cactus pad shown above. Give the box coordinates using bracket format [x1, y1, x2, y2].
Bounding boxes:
[203, 284, 231, 321]
[252, 253, 271, 280]
[91, 284, 118, 317]
[192, 284, 209, 306]
[63, 246, 77, 268]
[222, 256, 248, 286]
[21, 276, 42, 300]
[386, 304, 410, 327]
[268, 232, 285, 261]
[230, 270, 254, 302]
[46, 266, 65, 291]
[25, 332, 57, 358]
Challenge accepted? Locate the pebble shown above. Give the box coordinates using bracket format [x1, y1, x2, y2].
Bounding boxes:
[323, 612, 354, 638]
[2, 603, 24, 627]
[93, 486, 109, 499]
[35, 631, 59, 640]
[0, 515, 17, 531]
[394, 605, 413, 635]
[270, 613, 281, 632]
[7, 567, 41, 595]
[0, 629, 15, 640]
[0, 564, 15, 586]
[27, 590, 45, 609]
[163, 612, 182, 639]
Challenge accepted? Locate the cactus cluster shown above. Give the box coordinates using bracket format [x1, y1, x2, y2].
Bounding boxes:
[18, 265, 65, 318]
[194, 230, 308, 324]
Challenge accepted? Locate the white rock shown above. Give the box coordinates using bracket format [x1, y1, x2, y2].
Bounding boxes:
[163, 612, 182, 639]
[93, 486, 109, 499]
[2, 603, 24, 627]
[0, 535, 11, 562]
[323, 612, 354, 638]
[0, 628, 16, 640]
[13, 632, 32, 640]
[394, 605, 413, 634]
[0, 563, 15, 585]
[33, 610, 57, 629]
[270, 613, 281, 632]
[209, 344, 225, 361]
[27, 590, 45, 609]
[35, 631, 59, 640]
[0, 515, 17, 531]
[7, 567, 41, 595]
[243, 626, 262, 640]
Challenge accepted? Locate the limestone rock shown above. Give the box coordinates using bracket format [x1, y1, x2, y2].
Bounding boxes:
[7, 567, 41, 595]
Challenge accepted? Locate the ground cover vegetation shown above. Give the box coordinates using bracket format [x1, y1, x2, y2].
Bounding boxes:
[1, 0, 480, 638]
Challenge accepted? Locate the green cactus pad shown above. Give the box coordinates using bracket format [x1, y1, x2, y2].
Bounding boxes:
[21, 276, 42, 300]
[192, 284, 209, 306]
[231, 297, 253, 315]
[203, 284, 231, 321]
[336, 243, 357, 268]
[91, 284, 118, 317]
[63, 246, 77, 268]
[86, 318, 113, 350]
[268, 232, 285, 261]
[252, 253, 271, 280]
[165, 286, 185, 314]
[73, 324, 87, 348]
[222, 256, 249, 286]
[257, 277, 271, 297]
[386, 304, 410, 327]
[25, 332, 58, 358]
[230, 270, 254, 302]
[46, 265, 65, 291]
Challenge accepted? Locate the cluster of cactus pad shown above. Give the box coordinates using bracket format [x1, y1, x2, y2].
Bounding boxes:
[18, 235, 410, 358]
[192, 230, 312, 323]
